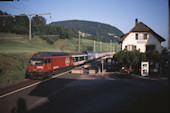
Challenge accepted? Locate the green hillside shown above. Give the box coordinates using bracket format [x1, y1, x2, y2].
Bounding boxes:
[50, 20, 124, 42]
[0, 32, 121, 85]
[1, 10, 122, 44]
[0, 32, 120, 54]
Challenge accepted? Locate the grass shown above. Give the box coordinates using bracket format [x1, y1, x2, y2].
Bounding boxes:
[0, 32, 26, 37]
[0, 32, 121, 85]
[0, 35, 58, 53]
[0, 53, 30, 85]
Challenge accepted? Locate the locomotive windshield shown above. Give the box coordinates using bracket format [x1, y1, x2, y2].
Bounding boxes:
[29, 58, 44, 65]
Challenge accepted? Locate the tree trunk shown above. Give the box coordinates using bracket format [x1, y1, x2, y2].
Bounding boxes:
[129, 65, 132, 75]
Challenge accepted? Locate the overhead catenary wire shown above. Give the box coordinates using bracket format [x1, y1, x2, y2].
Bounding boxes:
[11, 2, 52, 23]
[1, 2, 51, 40]
[5, 2, 24, 14]
[18, 2, 38, 14]
[4, 2, 38, 15]
[15, 2, 34, 14]
[0, 13, 51, 40]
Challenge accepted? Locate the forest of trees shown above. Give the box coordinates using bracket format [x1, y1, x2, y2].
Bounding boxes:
[0, 10, 123, 44]
[113, 49, 168, 76]
[0, 10, 79, 44]
[0, 11, 29, 34]
[50, 20, 124, 40]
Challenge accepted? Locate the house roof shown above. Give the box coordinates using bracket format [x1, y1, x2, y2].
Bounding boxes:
[119, 22, 165, 43]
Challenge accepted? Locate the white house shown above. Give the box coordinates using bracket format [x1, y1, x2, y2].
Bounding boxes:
[119, 19, 165, 53]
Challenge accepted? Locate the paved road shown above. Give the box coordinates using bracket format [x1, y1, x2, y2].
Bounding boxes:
[0, 72, 81, 113]
[31, 72, 169, 113]
[0, 71, 169, 113]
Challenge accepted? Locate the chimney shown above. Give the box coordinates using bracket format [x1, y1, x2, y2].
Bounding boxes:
[135, 18, 138, 25]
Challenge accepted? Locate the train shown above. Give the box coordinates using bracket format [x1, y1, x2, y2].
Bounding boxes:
[26, 51, 115, 79]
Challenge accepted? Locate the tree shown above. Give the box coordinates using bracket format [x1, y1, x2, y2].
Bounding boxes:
[145, 50, 161, 64]
[31, 15, 46, 35]
[145, 50, 161, 75]
[0, 10, 79, 44]
[14, 15, 29, 34]
[145, 49, 168, 76]
[0, 11, 29, 34]
[31, 15, 46, 26]
[0, 11, 15, 33]
[160, 48, 168, 76]
[113, 50, 146, 73]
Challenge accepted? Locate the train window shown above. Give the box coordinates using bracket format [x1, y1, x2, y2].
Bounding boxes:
[29, 58, 44, 65]
[45, 59, 50, 63]
[73, 57, 76, 62]
[80, 56, 84, 61]
[75, 57, 79, 62]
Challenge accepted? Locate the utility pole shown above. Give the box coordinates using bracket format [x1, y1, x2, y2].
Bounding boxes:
[110, 40, 112, 51]
[94, 40, 96, 52]
[0, 13, 51, 40]
[78, 31, 81, 53]
[101, 59, 104, 76]
[113, 46, 115, 52]
[29, 16, 31, 40]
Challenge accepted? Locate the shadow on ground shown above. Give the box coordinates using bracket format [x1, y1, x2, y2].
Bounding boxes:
[24, 72, 169, 113]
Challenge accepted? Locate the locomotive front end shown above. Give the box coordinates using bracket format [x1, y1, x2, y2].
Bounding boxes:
[26, 58, 49, 79]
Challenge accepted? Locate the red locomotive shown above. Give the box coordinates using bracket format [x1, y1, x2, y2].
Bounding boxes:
[26, 52, 73, 79]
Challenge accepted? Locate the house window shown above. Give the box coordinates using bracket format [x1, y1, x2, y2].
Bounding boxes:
[144, 34, 147, 39]
[137, 33, 147, 40]
[125, 45, 136, 51]
[146, 45, 155, 51]
[136, 34, 138, 40]
[125, 46, 127, 49]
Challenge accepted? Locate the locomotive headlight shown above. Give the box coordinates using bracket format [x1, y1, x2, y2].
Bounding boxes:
[37, 66, 43, 69]
[39, 70, 43, 72]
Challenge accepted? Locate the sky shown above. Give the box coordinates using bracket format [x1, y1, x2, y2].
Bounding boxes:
[0, 0, 169, 47]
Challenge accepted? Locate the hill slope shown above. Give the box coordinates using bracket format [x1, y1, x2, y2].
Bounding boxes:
[50, 20, 124, 42]
[0, 32, 121, 85]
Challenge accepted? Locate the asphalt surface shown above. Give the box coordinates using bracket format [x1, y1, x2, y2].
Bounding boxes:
[0, 71, 169, 113]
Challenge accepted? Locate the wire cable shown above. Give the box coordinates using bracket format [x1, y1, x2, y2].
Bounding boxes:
[5, 2, 24, 14]
[18, 2, 38, 14]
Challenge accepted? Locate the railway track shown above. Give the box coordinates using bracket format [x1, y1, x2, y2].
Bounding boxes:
[0, 79, 39, 97]
[0, 58, 103, 98]
[0, 67, 73, 98]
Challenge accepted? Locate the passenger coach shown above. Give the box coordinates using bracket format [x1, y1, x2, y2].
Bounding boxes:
[71, 53, 88, 66]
